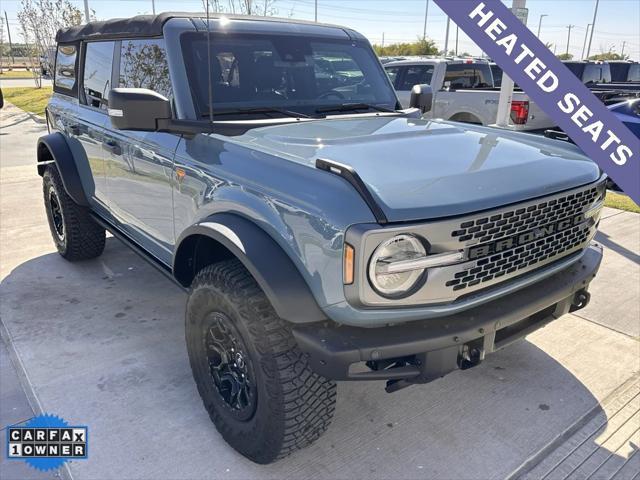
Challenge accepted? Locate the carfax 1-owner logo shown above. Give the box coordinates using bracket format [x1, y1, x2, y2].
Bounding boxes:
[5, 413, 88, 472]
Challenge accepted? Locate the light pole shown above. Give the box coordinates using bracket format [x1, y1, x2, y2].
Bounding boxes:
[566, 24, 574, 55]
[621, 41, 626, 57]
[586, 0, 599, 59]
[83, 0, 90, 22]
[422, 0, 430, 40]
[536, 14, 547, 38]
[151, 0, 155, 14]
[455, 25, 459, 56]
[581, 24, 592, 59]
[315, 0, 318, 22]
[443, 16, 450, 55]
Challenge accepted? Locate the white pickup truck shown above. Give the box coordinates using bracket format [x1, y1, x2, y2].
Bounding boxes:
[385, 58, 556, 131]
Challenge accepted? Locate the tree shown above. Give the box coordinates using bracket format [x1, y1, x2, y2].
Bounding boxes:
[202, 0, 278, 16]
[18, 0, 84, 87]
[557, 53, 573, 60]
[373, 38, 439, 57]
[588, 52, 629, 61]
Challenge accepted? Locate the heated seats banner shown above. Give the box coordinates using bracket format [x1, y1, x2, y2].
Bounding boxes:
[433, 0, 640, 204]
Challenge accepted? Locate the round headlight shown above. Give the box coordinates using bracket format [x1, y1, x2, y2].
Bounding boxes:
[368, 234, 427, 298]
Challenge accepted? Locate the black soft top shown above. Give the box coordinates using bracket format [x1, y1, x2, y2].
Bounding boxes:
[56, 12, 359, 43]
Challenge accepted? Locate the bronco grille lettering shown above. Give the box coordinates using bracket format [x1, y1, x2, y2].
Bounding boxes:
[468, 214, 585, 260]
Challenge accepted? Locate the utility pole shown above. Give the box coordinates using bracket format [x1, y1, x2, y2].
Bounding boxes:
[151, 0, 156, 14]
[314, 0, 318, 22]
[443, 16, 450, 55]
[264, 0, 268, 16]
[621, 41, 626, 57]
[4, 11, 14, 65]
[586, 0, 599, 59]
[566, 25, 574, 55]
[83, 0, 90, 22]
[536, 14, 547, 38]
[581, 24, 592, 59]
[382, 32, 385, 49]
[422, 0, 430, 40]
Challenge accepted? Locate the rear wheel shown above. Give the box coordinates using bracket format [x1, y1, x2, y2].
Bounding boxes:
[186, 259, 336, 464]
[42, 166, 105, 260]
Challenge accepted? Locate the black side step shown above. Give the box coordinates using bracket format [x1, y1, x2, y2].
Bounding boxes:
[316, 158, 388, 224]
[90, 213, 188, 293]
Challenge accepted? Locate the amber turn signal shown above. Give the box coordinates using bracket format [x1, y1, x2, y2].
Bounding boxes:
[343, 243, 355, 285]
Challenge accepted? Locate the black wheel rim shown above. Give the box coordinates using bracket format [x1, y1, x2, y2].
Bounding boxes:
[49, 190, 64, 241]
[203, 312, 257, 421]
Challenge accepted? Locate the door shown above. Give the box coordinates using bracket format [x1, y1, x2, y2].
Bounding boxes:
[103, 38, 179, 265]
[74, 40, 116, 219]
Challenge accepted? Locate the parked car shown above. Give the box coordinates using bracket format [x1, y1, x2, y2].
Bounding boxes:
[562, 60, 640, 92]
[385, 58, 556, 130]
[545, 98, 640, 141]
[41, 13, 604, 464]
[608, 61, 640, 83]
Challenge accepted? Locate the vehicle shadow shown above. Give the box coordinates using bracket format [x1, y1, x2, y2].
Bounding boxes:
[595, 230, 640, 265]
[0, 238, 636, 480]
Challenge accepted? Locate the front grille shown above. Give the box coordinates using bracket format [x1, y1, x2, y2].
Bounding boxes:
[450, 183, 602, 244]
[444, 181, 605, 294]
[446, 221, 591, 291]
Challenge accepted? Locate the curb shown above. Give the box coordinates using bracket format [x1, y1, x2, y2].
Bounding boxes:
[0, 319, 74, 480]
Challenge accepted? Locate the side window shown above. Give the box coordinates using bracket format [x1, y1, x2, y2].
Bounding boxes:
[397, 65, 434, 90]
[629, 65, 640, 82]
[83, 41, 115, 110]
[444, 63, 492, 89]
[385, 67, 401, 88]
[54, 44, 77, 92]
[583, 64, 611, 84]
[119, 39, 172, 99]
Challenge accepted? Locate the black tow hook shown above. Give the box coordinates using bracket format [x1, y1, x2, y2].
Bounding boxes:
[570, 289, 591, 312]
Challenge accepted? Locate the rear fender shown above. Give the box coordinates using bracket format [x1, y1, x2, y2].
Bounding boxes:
[36, 132, 89, 207]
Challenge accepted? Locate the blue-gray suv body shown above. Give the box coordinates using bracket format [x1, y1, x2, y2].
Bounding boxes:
[38, 13, 604, 463]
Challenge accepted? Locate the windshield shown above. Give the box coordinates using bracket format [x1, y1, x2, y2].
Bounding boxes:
[180, 32, 398, 118]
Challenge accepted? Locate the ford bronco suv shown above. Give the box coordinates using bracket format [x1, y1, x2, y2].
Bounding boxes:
[39, 13, 604, 464]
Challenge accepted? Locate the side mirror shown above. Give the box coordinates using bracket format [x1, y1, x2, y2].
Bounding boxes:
[409, 84, 433, 113]
[108, 88, 171, 131]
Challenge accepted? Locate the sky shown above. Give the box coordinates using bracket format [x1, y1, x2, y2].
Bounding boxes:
[1, 0, 639, 60]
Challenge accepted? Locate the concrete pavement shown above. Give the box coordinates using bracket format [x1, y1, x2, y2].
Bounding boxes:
[1, 102, 639, 479]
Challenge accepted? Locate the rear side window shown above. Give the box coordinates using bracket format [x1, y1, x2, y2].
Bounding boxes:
[385, 66, 401, 87]
[444, 63, 492, 89]
[397, 65, 434, 90]
[583, 64, 611, 84]
[118, 39, 172, 99]
[54, 44, 77, 93]
[83, 41, 115, 110]
[629, 65, 640, 82]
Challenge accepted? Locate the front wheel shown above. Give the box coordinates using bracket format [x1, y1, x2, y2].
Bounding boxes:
[186, 259, 336, 464]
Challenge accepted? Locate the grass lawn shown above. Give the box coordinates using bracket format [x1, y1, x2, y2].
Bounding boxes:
[0, 70, 35, 79]
[605, 191, 640, 214]
[2, 86, 52, 116]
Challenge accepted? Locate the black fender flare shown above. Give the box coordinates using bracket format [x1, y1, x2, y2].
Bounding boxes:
[37, 132, 89, 207]
[173, 213, 327, 324]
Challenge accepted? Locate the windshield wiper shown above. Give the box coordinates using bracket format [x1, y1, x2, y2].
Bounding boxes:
[315, 103, 398, 115]
[205, 107, 312, 119]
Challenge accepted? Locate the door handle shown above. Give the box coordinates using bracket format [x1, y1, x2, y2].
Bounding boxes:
[102, 141, 122, 156]
[68, 125, 80, 135]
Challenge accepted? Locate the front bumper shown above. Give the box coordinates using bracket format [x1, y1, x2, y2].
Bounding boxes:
[292, 243, 602, 386]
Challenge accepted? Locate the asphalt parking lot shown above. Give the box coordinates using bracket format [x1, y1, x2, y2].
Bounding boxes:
[1, 102, 639, 480]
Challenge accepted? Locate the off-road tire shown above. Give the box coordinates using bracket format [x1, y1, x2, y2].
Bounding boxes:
[43, 166, 105, 260]
[186, 259, 337, 464]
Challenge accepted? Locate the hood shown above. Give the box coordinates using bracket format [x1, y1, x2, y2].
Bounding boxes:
[238, 116, 601, 222]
